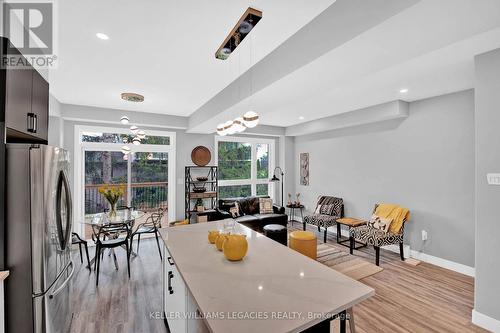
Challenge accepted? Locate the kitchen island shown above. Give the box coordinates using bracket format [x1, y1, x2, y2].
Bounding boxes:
[159, 220, 374, 333]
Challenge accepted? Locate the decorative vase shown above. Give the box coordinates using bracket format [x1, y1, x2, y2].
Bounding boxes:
[215, 233, 229, 251]
[109, 202, 117, 218]
[208, 230, 220, 244]
[223, 234, 248, 261]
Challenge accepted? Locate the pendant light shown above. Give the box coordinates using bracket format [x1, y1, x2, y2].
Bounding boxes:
[130, 125, 139, 134]
[233, 117, 246, 133]
[243, 111, 259, 128]
[225, 120, 236, 135]
[121, 146, 131, 155]
[137, 130, 146, 139]
[217, 123, 227, 136]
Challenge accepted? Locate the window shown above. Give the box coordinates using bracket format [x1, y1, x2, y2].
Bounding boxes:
[216, 136, 274, 199]
[82, 131, 170, 145]
[74, 125, 176, 239]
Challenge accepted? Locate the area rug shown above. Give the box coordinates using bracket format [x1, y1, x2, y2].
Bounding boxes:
[316, 243, 383, 280]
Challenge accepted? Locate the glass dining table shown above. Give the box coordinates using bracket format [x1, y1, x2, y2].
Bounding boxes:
[81, 209, 146, 270]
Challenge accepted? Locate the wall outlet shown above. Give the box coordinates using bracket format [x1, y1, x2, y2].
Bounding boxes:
[487, 173, 500, 185]
[421, 230, 428, 241]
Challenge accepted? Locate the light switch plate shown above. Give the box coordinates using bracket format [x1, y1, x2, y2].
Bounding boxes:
[487, 173, 500, 185]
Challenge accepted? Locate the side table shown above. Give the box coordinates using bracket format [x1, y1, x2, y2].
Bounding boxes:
[336, 217, 368, 254]
[286, 204, 304, 226]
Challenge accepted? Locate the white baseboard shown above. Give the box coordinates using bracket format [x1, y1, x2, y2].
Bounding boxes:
[472, 309, 500, 332]
[295, 217, 475, 277]
[410, 250, 475, 277]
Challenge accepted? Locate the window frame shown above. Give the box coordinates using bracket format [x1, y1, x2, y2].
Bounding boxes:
[214, 135, 275, 199]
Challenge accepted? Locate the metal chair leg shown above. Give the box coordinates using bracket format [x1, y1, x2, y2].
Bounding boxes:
[96, 247, 101, 286]
[303, 222, 306, 231]
[324, 227, 328, 243]
[83, 242, 91, 270]
[155, 230, 163, 260]
[137, 234, 141, 253]
[399, 242, 405, 261]
[125, 241, 131, 279]
[94, 245, 99, 271]
[349, 237, 354, 255]
[78, 243, 83, 263]
[340, 310, 346, 333]
[347, 308, 356, 333]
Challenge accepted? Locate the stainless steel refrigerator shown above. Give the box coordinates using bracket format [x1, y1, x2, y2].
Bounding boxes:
[5, 144, 74, 333]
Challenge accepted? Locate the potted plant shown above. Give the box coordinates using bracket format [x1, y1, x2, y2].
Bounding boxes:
[196, 198, 205, 212]
[98, 184, 125, 217]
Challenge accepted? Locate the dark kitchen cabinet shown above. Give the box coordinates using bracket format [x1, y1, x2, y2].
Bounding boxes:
[1, 37, 49, 143]
[30, 69, 49, 141]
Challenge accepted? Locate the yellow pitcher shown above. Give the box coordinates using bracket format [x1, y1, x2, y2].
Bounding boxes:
[208, 230, 220, 244]
[215, 233, 229, 251]
[223, 234, 248, 261]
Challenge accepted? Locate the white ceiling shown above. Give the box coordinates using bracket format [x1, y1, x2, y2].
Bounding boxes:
[196, 0, 500, 130]
[51, 0, 500, 132]
[50, 0, 335, 116]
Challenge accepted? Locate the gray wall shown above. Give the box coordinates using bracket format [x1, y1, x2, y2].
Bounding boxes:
[474, 49, 500, 321]
[48, 95, 63, 147]
[292, 90, 475, 266]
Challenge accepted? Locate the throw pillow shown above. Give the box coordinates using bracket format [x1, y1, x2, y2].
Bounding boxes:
[229, 202, 241, 218]
[259, 197, 274, 214]
[368, 214, 393, 233]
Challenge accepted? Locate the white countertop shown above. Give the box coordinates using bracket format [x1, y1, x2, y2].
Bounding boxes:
[159, 221, 374, 333]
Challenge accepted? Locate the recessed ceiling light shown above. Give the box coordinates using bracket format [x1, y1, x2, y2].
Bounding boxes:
[96, 33, 109, 40]
[299, 116, 305, 120]
[399, 88, 409, 94]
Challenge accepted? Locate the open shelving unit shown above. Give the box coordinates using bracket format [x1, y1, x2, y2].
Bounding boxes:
[185, 166, 218, 222]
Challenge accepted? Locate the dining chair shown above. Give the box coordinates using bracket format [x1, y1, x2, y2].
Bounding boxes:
[71, 232, 90, 270]
[93, 222, 132, 286]
[130, 209, 164, 260]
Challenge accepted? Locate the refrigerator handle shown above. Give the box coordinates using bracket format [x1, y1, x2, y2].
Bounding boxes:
[56, 170, 73, 250]
[49, 261, 74, 299]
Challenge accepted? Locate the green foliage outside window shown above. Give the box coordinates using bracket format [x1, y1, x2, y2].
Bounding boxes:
[217, 141, 271, 199]
[218, 142, 251, 180]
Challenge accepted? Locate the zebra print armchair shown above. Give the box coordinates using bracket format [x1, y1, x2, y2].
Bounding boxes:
[303, 196, 344, 243]
[350, 204, 409, 266]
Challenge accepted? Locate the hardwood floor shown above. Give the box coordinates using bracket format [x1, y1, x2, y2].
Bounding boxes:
[70, 238, 166, 333]
[70, 223, 486, 333]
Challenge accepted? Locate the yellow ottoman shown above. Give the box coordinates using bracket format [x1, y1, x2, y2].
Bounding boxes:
[289, 231, 317, 260]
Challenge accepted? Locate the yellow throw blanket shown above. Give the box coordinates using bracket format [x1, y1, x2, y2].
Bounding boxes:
[374, 203, 410, 234]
